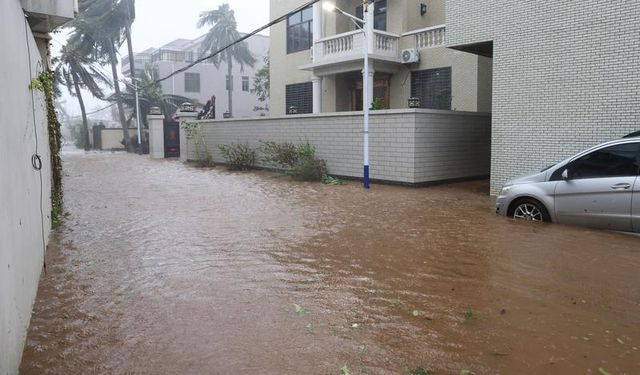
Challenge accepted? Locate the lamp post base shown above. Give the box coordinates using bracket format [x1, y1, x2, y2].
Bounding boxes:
[363, 165, 370, 189]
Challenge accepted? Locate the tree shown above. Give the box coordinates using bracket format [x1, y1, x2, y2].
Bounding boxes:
[197, 3, 256, 117]
[69, 0, 134, 150]
[108, 65, 194, 127]
[55, 42, 111, 150]
[251, 54, 270, 112]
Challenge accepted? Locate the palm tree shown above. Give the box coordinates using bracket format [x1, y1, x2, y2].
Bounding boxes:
[55, 42, 111, 150]
[197, 3, 256, 117]
[108, 65, 195, 127]
[70, 0, 133, 150]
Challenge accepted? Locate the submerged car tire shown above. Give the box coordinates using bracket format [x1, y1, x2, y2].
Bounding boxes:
[509, 198, 551, 223]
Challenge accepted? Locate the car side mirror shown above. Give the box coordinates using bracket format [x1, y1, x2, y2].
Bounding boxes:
[561, 169, 569, 180]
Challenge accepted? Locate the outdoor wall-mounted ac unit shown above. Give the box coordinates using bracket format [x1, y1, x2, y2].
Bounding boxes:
[401, 48, 420, 64]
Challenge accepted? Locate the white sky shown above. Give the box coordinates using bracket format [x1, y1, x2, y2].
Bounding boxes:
[54, 0, 271, 119]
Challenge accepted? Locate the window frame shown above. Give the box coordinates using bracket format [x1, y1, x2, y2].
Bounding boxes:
[564, 142, 640, 180]
[286, 6, 313, 54]
[410, 67, 452, 110]
[242, 76, 250, 92]
[184, 72, 200, 93]
[285, 82, 313, 115]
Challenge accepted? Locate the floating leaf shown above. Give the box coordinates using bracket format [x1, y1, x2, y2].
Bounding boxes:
[598, 367, 614, 375]
[460, 370, 474, 375]
[293, 303, 306, 316]
[616, 337, 625, 345]
[340, 364, 351, 375]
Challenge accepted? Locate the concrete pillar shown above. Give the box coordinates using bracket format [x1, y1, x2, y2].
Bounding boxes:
[176, 110, 198, 162]
[147, 114, 165, 159]
[312, 76, 322, 114]
[312, 1, 322, 63]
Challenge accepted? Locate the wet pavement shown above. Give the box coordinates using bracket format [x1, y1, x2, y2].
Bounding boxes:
[20, 151, 640, 374]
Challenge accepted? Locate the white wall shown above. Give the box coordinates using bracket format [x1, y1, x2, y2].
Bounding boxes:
[192, 109, 491, 184]
[0, 1, 53, 373]
[447, 0, 640, 193]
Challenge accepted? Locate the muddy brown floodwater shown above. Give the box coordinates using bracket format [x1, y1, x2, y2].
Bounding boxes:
[20, 151, 640, 374]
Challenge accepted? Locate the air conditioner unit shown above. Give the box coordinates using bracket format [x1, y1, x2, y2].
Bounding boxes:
[401, 48, 420, 64]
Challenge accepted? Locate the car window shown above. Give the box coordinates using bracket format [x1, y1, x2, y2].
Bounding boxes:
[569, 143, 640, 179]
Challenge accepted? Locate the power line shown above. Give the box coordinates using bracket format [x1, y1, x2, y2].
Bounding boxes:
[147, 0, 320, 89]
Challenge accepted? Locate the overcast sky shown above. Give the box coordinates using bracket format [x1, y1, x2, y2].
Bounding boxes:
[55, 0, 271, 119]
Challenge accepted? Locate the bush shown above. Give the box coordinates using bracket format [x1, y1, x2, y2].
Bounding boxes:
[288, 142, 327, 181]
[182, 122, 214, 167]
[218, 143, 256, 170]
[259, 140, 298, 168]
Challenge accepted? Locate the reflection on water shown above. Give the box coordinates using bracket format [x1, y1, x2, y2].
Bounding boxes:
[21, 152, 640, 374]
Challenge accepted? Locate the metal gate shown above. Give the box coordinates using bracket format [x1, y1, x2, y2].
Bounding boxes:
[163, 120, 180, 158]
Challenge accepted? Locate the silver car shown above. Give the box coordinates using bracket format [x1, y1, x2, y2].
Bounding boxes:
[496, 137, 640, 232]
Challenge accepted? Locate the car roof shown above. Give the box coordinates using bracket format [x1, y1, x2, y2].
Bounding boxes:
[623, 130, 640, 138]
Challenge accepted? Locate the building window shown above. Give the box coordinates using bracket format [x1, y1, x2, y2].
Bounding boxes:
[226, 75, 233, 90]
[285, 82, 313, 114]
[242, 76, 250, 92]
[184, 72, 200, 93]
[356, 0, 387, 31]
[287, 6, 313, 54]
[411, 67, 452, 110]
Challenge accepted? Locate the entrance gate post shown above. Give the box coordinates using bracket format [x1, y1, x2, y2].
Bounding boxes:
[147, 109, 165, 159]
[176, 104, 198, 162]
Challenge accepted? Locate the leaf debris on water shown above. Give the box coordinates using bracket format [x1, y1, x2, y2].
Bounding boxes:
[598, 367, 614, 375]
[293, 303, 306, 316]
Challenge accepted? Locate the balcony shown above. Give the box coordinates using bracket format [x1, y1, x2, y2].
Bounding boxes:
[402, 24, 446, 49]
[303, 25, 446, 73]
[311, 30, 401, 67]
[21, 0, 77, 33]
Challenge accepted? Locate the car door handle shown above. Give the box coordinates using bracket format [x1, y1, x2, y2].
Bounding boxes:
[611, 183, 631, 190]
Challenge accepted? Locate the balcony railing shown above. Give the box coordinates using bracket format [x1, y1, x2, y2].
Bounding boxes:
[313, 30, 400, 65]
[402, 24, 446, 49]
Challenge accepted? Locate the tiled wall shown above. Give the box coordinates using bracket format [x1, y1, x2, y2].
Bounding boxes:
[191, 109, 491, 184]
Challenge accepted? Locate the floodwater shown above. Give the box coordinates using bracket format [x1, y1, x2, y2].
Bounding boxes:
[20, 152, 640, 374]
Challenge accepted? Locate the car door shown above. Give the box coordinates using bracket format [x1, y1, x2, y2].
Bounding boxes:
[633, 166, 640, 233]
[553, 142, 640, 231]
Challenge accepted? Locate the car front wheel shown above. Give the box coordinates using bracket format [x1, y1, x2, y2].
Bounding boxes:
[510, 199, 550, 222]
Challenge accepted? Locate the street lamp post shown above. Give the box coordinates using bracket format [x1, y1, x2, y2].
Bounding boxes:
[324, 1, 371, 189]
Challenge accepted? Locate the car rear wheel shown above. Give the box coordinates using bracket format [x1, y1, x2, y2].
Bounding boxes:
[510, 199, 550, 222]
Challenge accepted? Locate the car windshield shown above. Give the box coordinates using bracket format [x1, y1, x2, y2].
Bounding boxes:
[540, 163, 557, 172]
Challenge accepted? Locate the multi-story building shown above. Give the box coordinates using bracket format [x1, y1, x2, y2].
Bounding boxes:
[123, 33, 270, 118]
[269, 0, 492, 116]
[446, 0, 640, 193]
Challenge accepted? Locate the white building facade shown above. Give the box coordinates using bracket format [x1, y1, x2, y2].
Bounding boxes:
[123, 34, 270, 118]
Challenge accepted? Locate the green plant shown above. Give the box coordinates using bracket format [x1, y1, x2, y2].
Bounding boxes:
[463, 308, 474, 321]
[218, 143, 256, 170]
[370, 97, 385, 110]
[259, 140, 298, 168]
[321, 175, 345, 185]
[288, 142, 326, 181]
[32, 70, 63, 228]
[182, 122, 214, 167]
[407, 367, 431, 375]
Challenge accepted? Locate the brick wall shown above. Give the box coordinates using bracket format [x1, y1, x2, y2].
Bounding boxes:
[193, 109, 491, 184]
[447, 0, 640, 193]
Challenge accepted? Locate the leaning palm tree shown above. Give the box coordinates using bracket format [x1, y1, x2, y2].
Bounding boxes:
[197, 3, 256, 117]
[70, 0, 133, 150]
[55, 42, 111, 150]
[107, 65, 195, 127]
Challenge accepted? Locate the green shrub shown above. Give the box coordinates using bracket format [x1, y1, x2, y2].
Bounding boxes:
[259, 140, 298, 168]
[288, 142, 327, 181]
[218, 143, 256, 170]
[182, 122, 214, 167]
